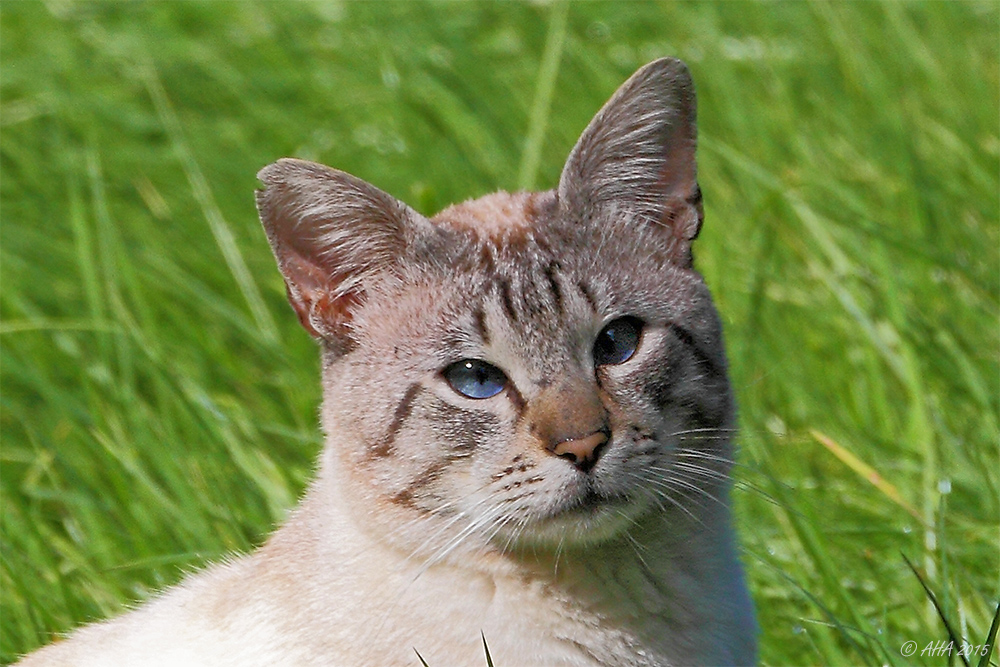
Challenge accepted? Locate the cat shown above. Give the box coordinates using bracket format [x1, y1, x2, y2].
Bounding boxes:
[19, 57, 757, 667]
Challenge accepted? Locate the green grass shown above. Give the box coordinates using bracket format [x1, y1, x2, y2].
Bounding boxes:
[1, 2, 997, 665]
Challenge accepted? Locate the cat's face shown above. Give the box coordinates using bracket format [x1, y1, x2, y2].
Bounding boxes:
[256, 58, 733, 554]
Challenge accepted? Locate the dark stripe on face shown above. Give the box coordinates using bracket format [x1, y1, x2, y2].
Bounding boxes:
[576, 280, 598, 313]
[425, 396, 503, 452]
[472, 305, 491, 346]
[498, 277, 519, 323]
[390, 487, 416, 508]
[390, 421, 485, 510]
[667, 323, 724, 379]
[543, 262, 564, 314]
[371, 383, 422, 458]
[390, 455, 458, 510]
[505, 383, 526, 419]
[479, 243, 496, 275]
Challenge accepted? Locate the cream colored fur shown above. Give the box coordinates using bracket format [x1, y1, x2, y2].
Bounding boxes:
[19, 436, 754, 666]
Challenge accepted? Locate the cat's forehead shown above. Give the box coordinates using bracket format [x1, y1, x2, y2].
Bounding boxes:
[433, 191, 555, 240]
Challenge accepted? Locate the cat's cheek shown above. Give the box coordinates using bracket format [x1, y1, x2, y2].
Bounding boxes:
[593, 377, 662, 452]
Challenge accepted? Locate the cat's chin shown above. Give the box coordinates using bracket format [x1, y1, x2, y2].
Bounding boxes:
[501, 491, 649, 549]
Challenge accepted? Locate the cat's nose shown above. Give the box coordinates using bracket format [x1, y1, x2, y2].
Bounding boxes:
[527, 376, 610, 472]
[550, 430, 609, 472]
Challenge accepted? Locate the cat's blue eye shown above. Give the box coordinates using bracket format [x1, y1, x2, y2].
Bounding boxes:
[593, 317, 643, 366]
[443, 359, 507, 399]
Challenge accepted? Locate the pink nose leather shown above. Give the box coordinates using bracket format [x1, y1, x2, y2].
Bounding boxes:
[551, 430, 609, 471]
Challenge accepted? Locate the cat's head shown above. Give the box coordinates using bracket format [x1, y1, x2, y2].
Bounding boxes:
[256, 58, 733, 555]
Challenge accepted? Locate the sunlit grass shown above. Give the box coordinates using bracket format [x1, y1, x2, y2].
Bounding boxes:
[2, 2, 997, 665]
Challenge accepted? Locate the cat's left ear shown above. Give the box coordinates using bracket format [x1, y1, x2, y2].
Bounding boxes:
[256, 158, 425, 346]
[558, 58, 702, 267]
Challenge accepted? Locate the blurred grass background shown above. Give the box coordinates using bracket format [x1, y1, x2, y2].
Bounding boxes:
[1, 1, 997, 665]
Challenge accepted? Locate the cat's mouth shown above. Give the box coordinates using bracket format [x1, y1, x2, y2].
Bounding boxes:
[512, 484, 636, 547]
[542, 478, 635, 527]
[566, 485, 625, 515]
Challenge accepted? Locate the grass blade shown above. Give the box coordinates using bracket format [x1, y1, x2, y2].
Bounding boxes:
[481, 631, 494, 667]
[811, 430, 922, 521]
[517, 0, 569, 191]
[902, 552, 970, 667]
[137, 58, 278, 344]
[976, 601, 1000, 667]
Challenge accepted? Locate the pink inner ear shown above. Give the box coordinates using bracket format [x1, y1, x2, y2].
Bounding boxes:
[285, 282, 322, 337]
[281, 250, 362, 340]
[288, 284, 361, 340]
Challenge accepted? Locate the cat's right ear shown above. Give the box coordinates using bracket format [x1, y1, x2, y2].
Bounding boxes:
[255, 158, 422, 344]
[558, 58, 702, 267]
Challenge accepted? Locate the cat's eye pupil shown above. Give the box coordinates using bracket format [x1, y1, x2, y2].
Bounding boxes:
[443, 359, 507, 399]
[593, 317, 643, 366]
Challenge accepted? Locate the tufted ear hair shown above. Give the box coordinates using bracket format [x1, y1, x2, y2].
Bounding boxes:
[558, 58, 703, 267]
[255, 158, 426, 345]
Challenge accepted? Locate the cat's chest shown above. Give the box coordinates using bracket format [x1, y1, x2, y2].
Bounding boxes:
[375, 557, 679, 667]
[495, 582, 662, 667]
